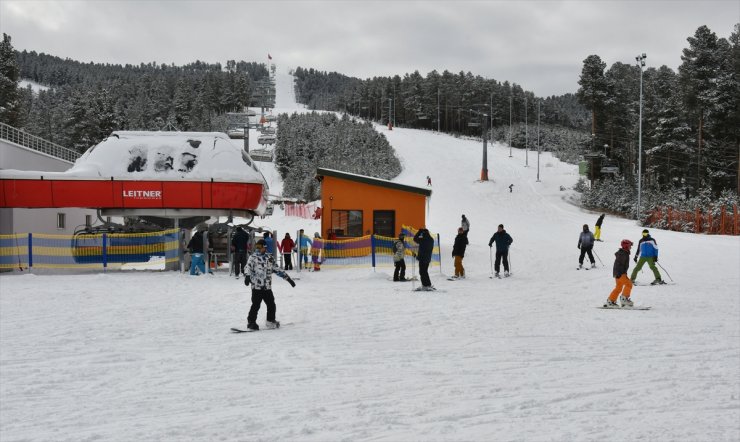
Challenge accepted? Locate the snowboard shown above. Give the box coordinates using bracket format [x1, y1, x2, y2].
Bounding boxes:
[412, 287, 446, 293]
[597, 305, 651, 311]
[230, 322, 293, 333]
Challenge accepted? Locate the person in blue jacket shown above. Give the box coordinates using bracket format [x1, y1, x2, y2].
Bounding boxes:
[488, 224, 513, 277]
[262, 232, 275, 255]
[298, 229, 312, 269]
[630, 229, 664, 285]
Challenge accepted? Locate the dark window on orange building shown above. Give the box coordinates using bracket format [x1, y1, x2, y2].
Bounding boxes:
[373, 210, 395, 237]
[332, 210, 363, 237]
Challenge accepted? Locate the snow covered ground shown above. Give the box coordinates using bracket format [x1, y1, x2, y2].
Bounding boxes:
[1, 67, 739, 442]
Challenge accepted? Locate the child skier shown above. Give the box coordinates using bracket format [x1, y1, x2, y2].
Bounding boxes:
[577, 224, 597, 269]
[392, 232, 408, 282]
[243, 239, 296, 330]
[605, 239, 635, 308]
[451, 227, 468, 279]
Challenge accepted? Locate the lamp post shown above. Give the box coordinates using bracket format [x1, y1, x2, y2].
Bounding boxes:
[469, 107, 489, 181]
[536, 98, 541, 182]
[509, 95, 513, 157]
[636, 53, 647, 221]
[525, 95, 528, 167]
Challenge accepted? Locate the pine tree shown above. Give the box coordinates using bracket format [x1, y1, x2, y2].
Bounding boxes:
[0, 33, 22, 126]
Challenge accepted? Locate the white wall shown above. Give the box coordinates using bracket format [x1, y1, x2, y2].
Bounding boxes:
[1, 140, 102, 235]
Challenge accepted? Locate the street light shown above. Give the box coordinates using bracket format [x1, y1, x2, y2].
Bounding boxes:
[636, 53, 647, 221]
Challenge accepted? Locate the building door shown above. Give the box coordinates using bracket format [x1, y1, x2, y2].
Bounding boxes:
[373, 210, 395, 237]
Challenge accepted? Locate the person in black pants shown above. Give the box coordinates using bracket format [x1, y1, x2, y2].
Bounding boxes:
[243, 239, 295, 330]
[413, 227, 435, 290]
[488, 224, 513, 277]
[577, 224, 596, 269]
[231, 226, 249, 278]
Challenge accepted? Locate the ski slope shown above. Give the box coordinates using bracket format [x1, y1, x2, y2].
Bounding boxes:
[1, 67, 738, 442]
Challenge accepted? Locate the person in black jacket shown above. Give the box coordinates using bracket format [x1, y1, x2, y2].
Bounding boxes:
[187, 224, 208, 275]
[577, 224, 596, 269]
[605, 239, 635, 308]
[413, 227, 435, 290]
[488, 224, 513, 277]
[231, 226, 249, 278]
[451, 227, 469, 279]
[594, 214, 605, 241]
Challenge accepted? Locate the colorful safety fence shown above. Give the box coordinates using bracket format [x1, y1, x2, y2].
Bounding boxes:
[0, 229, 180, 270]
[307, 225, 441, 269]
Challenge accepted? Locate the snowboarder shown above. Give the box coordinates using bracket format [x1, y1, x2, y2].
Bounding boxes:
[280, 233, 295, 270]
[577, 224, 597, 269]
[488, 224, 513, 277]
[509, 184, 514, 193]
[451, 227, 469, 279]
[426, 176, 432, 186]
[311, 232, 323, 271]
[413, 227, 435, 290]
[594, 214, 605, 241]
[605, 239, 635, 308]
[392, 232, 408, 282]
[231, 226, 249, 278]
[630, 229, 664, 285]
[461, 214, 470, 236]
[243, 239, 296, 331]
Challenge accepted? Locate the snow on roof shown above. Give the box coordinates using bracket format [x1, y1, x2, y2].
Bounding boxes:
[1, 131, 267, 185]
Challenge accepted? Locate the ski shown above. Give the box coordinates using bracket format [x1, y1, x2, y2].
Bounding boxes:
[597, 306, 651, 311]
[387, 277, 418, 282]
[634, 281, 674, 286]
[412, 287, 446, 293]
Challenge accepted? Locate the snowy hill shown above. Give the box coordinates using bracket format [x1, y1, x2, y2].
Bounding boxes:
[1, 66, 738, 442]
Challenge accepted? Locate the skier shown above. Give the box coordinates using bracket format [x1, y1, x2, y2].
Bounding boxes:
[605, 239, 635, 308]
[577, 224, 597, 269]
[509, 184, 514, 193]
[488, 224, 513, 277]
[461, 214, 470, 236]
[594, 213, 605, 241]
[311, 232, 323, 271]
[451, 227, 469, 279]
[262, 231, 275, 255]
[392, 232, 408, 282]
[630, 229, 664, 285]
[280, 233, 295, 270]
[231, 226, 249, 278]
[426, 176, 432, 186]
[243, 239, 296, 331]
[413, 227, 435, 290]
[298, 229, 311, 269]
[187, 225, 207, 275]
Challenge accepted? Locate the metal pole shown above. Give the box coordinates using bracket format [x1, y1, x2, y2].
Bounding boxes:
[525, 95, 529, 167]
[388, 98, 392, 127]
[537, 99, 541, 182]
[490, 92, 493, 143]
[481, 113, 488, 181]
[509, 96, 513, 157]
[636, 53, 646, 221]
[437, 88, 440, 132]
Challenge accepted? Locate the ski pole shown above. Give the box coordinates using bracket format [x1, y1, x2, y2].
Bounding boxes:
[508, 249, 513, 273]
[656, 262, 674, 282]
[411, 253, 416, 291]
[593, 249, 604, 266]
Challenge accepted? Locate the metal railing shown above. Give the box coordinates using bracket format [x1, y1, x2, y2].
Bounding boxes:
[0, 122, 81, 163]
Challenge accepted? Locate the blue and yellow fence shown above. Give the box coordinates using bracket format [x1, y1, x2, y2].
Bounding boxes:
[307, 225, 442, 269]
[0, 229, 180, 270]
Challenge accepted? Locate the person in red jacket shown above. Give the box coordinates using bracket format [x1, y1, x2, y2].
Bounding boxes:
[280, 233, 295, 270]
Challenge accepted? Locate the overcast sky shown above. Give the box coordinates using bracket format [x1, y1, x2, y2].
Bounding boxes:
[1, 0, 738, 97]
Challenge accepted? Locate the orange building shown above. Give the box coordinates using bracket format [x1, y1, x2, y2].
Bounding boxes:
[316, 168, 432, 238]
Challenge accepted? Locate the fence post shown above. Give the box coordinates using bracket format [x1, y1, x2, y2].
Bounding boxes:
[370, 234, 376, 270]
[695, 208, 701, 234]
[735, 204, 738, 235]
[102, 233, 108, 270]
[27, 233, 33, 269]
[720, 206, 726, 235]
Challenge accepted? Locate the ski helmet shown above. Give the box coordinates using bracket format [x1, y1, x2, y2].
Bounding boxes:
[621, 239, 633, 249]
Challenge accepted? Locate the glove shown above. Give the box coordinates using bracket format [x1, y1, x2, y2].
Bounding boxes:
[654, 257, 658, 263]
[577, 245, 581, 249]
[244, 275, 250, 286]
[633, 256, 637, 263]
[285, 276, 296, 287]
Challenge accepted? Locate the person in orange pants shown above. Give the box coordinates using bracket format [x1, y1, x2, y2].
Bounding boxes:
[605, 239, 634, 308]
